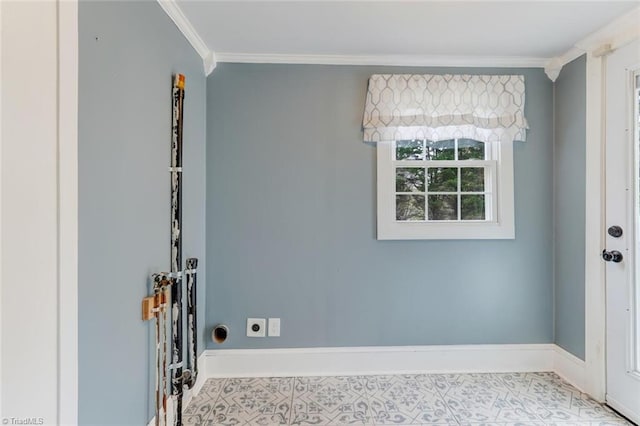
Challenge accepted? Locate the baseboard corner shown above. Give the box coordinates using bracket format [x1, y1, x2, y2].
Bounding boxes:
[552, 344, 587, 392]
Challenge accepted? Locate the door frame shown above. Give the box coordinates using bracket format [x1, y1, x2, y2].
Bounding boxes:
[601, 47, 640, 421]
[583, 11, 640, 402]
[584, 50, 607, 402]
[0, 0, 78, 423]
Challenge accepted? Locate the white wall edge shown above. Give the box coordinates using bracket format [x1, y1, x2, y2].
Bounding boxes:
[215, 52, 549, 69]
[553, 345, 587, 393]
[2, 1, 61, 422]
[156, 0, 216, 75]
[57, 0, 79, 424]
[201, 344, 557, 379]
[545, 6, 640, 81]
[0, 0, 4, 419]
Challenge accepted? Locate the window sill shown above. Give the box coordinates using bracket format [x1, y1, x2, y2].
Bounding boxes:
[377, 221, 515, 240]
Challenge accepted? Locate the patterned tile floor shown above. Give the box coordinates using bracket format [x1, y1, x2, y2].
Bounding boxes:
[183, 372, 635, 426]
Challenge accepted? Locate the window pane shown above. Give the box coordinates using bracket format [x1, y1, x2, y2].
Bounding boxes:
[461, 167, 484, 192]
[396, 195, 425, 221]
[427, 167, 457, 192]
[396, 140, 423, 160]
[396, 168, 425, 192]
[461, 195, 485, 220]
[458, 139, 485, 160]
[428, 195, 458, 220]
[425, 139, 455, 160]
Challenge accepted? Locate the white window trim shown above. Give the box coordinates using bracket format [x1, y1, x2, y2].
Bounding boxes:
[376, 140, 515, 240]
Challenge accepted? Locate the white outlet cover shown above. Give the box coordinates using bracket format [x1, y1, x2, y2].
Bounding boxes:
[246, 318, 266, 337]
[268, 318, 280, 337]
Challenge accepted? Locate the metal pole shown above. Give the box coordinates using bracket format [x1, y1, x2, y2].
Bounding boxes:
[151, 273, 171, 426]
[185, 257, 198, 388]
[170, 74, 185, 426]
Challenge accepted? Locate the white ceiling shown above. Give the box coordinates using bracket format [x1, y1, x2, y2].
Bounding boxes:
[177, 1, 639, 62]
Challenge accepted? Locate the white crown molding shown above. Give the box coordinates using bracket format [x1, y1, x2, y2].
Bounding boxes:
[544, 46, 584, 81]
[216, 52, 549, 69]
[544, 6, 640, 81]
[203, 51, 217, 76]
[157, 2, 638, 79]
[575, 6, 640, 53]
[157, 0, 217, 76]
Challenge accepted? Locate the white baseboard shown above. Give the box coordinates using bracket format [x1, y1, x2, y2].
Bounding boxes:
[147, 343, 589, 425]
[202, 344, 557, 378]
[552, 345, 587, 393]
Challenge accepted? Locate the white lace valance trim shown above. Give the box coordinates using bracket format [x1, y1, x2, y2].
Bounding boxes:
[362, 74, 529, 143]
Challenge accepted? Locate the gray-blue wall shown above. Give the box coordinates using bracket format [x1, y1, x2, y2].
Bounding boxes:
[206, 64, 554, 349]
[79, 1, 206, 424]
[553, 55, 587, 360]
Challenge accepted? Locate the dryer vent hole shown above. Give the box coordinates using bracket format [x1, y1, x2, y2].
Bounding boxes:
[212, 325, 228, 344]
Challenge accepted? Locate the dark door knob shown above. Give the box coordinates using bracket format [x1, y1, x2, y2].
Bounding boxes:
[602, 249, 623, 263]
[608, 226, 623, 238]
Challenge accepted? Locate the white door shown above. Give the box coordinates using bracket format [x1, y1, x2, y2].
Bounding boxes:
[605, 37, 640, 424]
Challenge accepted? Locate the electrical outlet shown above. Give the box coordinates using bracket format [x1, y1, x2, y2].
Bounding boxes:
[246, 318, 266, 337]
[268, 318, 280, 337]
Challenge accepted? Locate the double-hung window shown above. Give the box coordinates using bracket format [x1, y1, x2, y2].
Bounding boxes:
[363, 74, 527, 240]
[377, 137, 513, 239]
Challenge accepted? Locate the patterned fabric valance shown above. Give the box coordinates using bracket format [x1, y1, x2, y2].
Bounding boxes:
[362, 74, 528, 143]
